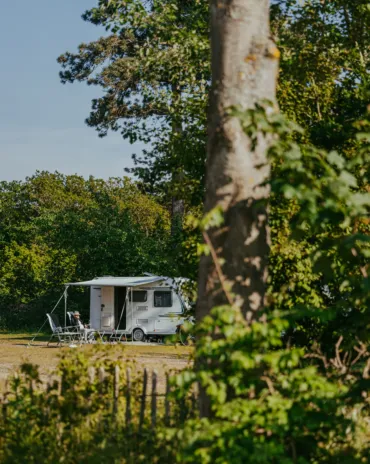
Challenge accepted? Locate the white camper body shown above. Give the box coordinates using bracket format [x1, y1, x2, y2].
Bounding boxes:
[68, 276, 187, 340]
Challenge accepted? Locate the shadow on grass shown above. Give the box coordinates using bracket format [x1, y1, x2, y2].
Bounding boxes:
[0, 333, 50, 342]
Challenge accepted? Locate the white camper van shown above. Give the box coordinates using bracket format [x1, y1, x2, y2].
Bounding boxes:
[67, 275, 189, 342]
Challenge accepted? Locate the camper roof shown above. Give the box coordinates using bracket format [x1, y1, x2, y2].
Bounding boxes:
[66, 276, 165, 287]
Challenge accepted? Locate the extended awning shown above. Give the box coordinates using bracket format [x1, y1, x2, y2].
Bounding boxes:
[66, 276, 166, 287]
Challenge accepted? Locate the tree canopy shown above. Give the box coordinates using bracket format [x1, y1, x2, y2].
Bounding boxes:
[58, 1, 369, 204]
[58, 0, 209, 208]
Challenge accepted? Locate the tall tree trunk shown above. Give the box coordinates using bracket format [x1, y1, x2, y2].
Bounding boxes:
[198, 0, 279, 320]
[196, 0, 279, 416]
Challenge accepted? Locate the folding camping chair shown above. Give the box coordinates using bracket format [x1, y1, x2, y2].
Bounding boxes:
[46, 313, 82, 346]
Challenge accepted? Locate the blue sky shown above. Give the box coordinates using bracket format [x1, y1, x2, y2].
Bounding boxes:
[0, 0, 142, 182]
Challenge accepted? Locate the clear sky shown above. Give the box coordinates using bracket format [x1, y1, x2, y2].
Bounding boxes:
[0, 0, 142, 182]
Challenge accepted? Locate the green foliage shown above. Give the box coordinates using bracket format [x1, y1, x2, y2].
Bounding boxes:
[58, 0, 209, 208]
[0, 172, 173, 330]
[235, 102, 370, 351]
[174, 307, 364, 463]
[273, 0, 370, 152]
[2, 107, 370, 464]
[0, 243, 75, 304]
[0, 349, 179, 464]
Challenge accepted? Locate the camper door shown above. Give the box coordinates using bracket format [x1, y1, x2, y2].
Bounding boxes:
[90, 287, 101, 330]
[101, 286, 114, 330]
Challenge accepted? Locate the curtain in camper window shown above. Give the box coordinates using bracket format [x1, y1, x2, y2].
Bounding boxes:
[154, 291, 172, 307]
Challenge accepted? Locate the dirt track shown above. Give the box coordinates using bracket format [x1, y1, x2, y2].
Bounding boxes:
[0, 334, 193, 392]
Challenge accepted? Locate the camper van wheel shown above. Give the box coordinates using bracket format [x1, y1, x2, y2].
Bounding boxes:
[133, 328, 145, 342]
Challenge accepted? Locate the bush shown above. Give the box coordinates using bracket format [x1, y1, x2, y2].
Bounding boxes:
[0, 348, 181, 464]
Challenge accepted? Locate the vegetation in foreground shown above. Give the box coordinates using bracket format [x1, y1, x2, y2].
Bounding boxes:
[0, 350, 182, 464]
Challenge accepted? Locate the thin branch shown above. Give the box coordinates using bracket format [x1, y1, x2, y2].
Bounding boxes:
[363, 358, 370, 379]
[304, 353, 329, 369]
[333, 335, 345, 371]
[335, 335, 344, 360]
[329, 336, 349, 374]
[351, 342, 368, 366]
[260, 376, 276, 395]
[351, 248, 368, 278]
[202, 230, 235, 308]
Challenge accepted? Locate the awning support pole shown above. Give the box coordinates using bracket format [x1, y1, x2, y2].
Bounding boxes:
[116, 293, 128, 330]
[27, 286, 69, 348]
[64, 286, 68, 328]
[131, 287, 133, 343]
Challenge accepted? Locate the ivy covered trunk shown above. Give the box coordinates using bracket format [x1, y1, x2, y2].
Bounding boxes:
[197, 2, 279, 330]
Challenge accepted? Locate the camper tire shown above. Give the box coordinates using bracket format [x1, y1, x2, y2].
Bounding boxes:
[133, 328, 145, 342]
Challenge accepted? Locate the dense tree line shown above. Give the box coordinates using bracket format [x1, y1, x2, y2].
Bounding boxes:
[0, 172, 175, 329]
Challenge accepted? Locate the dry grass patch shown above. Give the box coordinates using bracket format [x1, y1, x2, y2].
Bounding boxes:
[0, 333, 193, 392]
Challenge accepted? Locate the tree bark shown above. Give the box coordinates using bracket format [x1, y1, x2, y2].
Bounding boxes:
[197, 0, 279, 330]
[196, 0, 279, 418]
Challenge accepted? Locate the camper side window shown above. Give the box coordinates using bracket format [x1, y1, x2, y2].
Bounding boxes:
[154, 291, 172, 307]
[129, 291, 147, 302]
